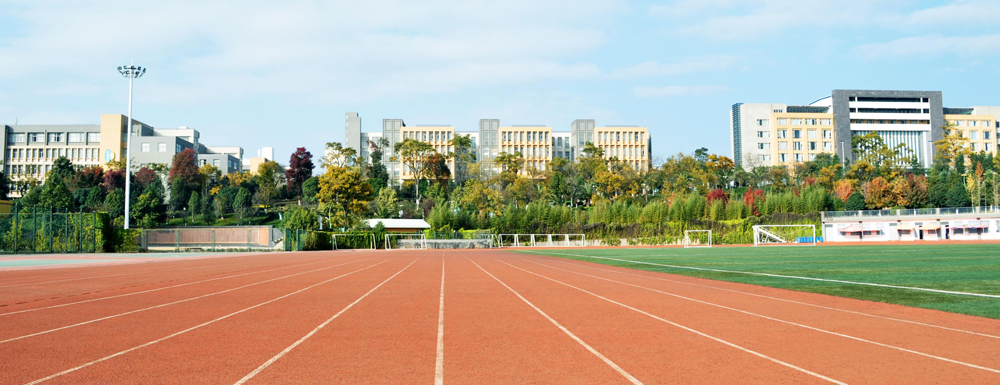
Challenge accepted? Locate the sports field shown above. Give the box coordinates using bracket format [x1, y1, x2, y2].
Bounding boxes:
[524, 243, 1000, 319]
[1, 249, 999, 384]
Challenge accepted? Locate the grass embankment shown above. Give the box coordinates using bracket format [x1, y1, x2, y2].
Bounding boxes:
[521, 244, 1000, 319]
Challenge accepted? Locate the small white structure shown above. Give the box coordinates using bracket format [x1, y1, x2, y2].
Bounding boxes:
[364, 219, 431, 233]
[822, 207, 1000, 242]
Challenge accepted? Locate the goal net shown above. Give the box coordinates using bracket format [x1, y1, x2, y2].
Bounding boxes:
[753, 225, 817, 246]
[683, 230, 712, 248]
[384, 233, 428, 250]
[332, 234, 376, 250]
[495, 234, 587, 248]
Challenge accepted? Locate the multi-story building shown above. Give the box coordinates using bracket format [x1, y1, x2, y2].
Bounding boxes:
[343, 114, 652, 184]
[3, 114, 243, 196]
[732, 90, 1000, 170]
[944, 107, 999, 154]
[500, 126, 552, 176]
[594, 126, 651, 172]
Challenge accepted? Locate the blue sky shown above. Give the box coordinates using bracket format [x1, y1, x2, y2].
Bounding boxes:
[1, 0, 998, 165]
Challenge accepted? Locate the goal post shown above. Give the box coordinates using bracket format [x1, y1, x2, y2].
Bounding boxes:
[384, 233, 428, 250]
[332, 234, 376, 250]
[753, 225, 818, 246]
[495, 234, 587, 248]
[683, 230, 712, 248]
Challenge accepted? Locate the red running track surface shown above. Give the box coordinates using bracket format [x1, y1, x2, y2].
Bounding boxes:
[1, 249, 999, 384]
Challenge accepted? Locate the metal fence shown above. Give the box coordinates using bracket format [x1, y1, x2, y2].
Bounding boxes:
[141, 226, 284, 251]
[823, 206, 1000, 220]
[0, 207, 103, 254]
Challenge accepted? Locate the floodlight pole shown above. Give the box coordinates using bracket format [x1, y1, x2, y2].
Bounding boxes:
[118, 61, 146, 229]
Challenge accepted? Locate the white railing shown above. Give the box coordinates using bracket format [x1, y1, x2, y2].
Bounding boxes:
[496, 234, 586, 248]
[823, 206, 1000, 220]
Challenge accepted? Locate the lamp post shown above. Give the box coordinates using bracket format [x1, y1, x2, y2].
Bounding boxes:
[117, 62, 146, 230]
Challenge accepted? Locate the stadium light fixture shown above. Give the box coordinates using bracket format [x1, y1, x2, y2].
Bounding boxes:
[118, 60, 146, 230]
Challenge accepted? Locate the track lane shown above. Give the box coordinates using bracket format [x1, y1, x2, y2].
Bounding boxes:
[472, 254, 839, 384]
[0, 255, 396, 385]
[498, 254, 1000, 384]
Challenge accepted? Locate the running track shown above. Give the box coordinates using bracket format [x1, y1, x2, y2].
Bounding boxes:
[1, 250, 999, 384]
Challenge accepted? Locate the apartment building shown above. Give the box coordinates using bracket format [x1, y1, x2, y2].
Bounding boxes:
[732, 90, 1000, 170]
[500, 126, 552, 176]
[594, 126, 651, 172]
[3, 114, 243, 196]
[343, 113, 652, 184]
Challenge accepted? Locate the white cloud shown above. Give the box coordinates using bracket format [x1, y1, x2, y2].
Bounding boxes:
[905, 0, 1000, 25]
[611, 55, 739, 78]
[633, 85, 727, 98]
[856, 34, 1000, 58]
[0, 0, 624, 104]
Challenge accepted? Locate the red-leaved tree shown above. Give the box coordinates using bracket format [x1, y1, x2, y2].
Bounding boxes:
[706, 188, 728, 204]
[743, 188, 765, 216]
[285, 147, 314, 197]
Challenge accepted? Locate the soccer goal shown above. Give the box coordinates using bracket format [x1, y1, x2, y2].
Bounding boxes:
[753, 225, 818, 246]
[384, 233, 428, 250]
[495, 234, 587, 248]
[683, 230, 712, 248]
[332, 234, 376, 250]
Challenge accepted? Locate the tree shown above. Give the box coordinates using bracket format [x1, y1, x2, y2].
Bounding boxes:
[850, 132, 913, 181]
[425, 152, 451, 186]
[317, 165, 374, 227]
[40, 176, 72, 209]
[188, 191, 201, 221]
[449, 134, 476, 185]
[134, 167, 158, 189]
[285, 147, 314, 198]
[394, 139, 436, 205]
[862, 177, 893, 209]
[366, 138, 390, 192]
[322, 142, 358, 168]
[302, 176, 320, 203]
[0, 170, 7, 200]
[845, 192, 866, 210]
[373, 187, 398, 218]
[49, 157, 75, 185]
[84, 187, 104, 211]
[168, 149, 201, 208]
[283, 205, 318, 230]
[255, 161, 283, 209]
[132, 180, 166, 228]
[947, 178, 972, 207]
[105, 189, 126, 219]
[934, 120, 970, 170]
[233, 187, 252, 222]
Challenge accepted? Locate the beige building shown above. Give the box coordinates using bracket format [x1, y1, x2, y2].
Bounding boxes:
[770, 112, 836, 167]
[945, 114, 997, 154]
[400, 125, 456, 180]
[594, 126, 651, 172]
[499, 126, 552, 176]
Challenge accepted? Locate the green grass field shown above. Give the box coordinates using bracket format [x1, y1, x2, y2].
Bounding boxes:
[519, 244, 1000, 320]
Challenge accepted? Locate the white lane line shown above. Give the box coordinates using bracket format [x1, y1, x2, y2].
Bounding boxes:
[467, 257, 644, 385]
[540, 256, 1000, 340]
[435, 258, 445, 385]
[2, 258, 371, 344]
[233, 258, 420, 385]
[525, 251, 1000, 299]
[518, 258, 1000, 375]
[0, 259, 331, 317]
[0, 262, 235, 289]
[23, 258, 393, 385]
[492, 258, 846, 385]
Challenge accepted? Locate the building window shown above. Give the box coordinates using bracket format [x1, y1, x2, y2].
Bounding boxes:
[757, 131, 770, 138]
[158, 143, 167, 152]
[792, 119, 803, 126]
[809, 142, 817, 150]
[141, 143, 150, 152]
[793, 142, 802, 150]
[986, 131, 992, 140]
[29, 133, 43, 143]
[48, 133, 63, 142]
[779, 154, 787, 162]
[757, 143, 770, 150]
[824, 142, 833, 151]
[793, 130, 801, 139]
[87, 133, 101, 142]
[808, 130, 818, 139]
[777, 130, 787, 139]
[778, 142, 788, 151]
[757, 119, 769, 126]
[777, 118, 789, 125]
[805, 119, 817, 125]
[971, 131, 979, 140]
[823, 130, 833, 139]
[820, 119, 831, 125]
[7, 133, 25, 143]
[794, 153, 803, 162]
[68, 133, 84, 143]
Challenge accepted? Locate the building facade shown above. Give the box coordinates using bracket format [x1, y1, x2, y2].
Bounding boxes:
[732, 90, 1000, 170]
[3, 114, 243, 196]
[343, 113, 652, 184]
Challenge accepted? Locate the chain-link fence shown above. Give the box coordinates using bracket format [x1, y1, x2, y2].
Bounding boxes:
[0, 207, 104, 254]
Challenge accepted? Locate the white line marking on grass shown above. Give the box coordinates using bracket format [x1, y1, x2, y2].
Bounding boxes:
[23, 258, 393, 385]
[525, 251, 1000, 299]
[233, 258, 420, 385]
[517, 258, 1000, 375]
[2, 258, 372, 344]
[435, 257, 445, 385]
[539, 257, 1000, 340]
[0, 259, 332, 317]
[491, 258, 846, 385]
[466, 257, 644, 385]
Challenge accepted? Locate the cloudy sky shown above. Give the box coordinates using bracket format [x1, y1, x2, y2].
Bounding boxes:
[1, 0, 998, 164]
